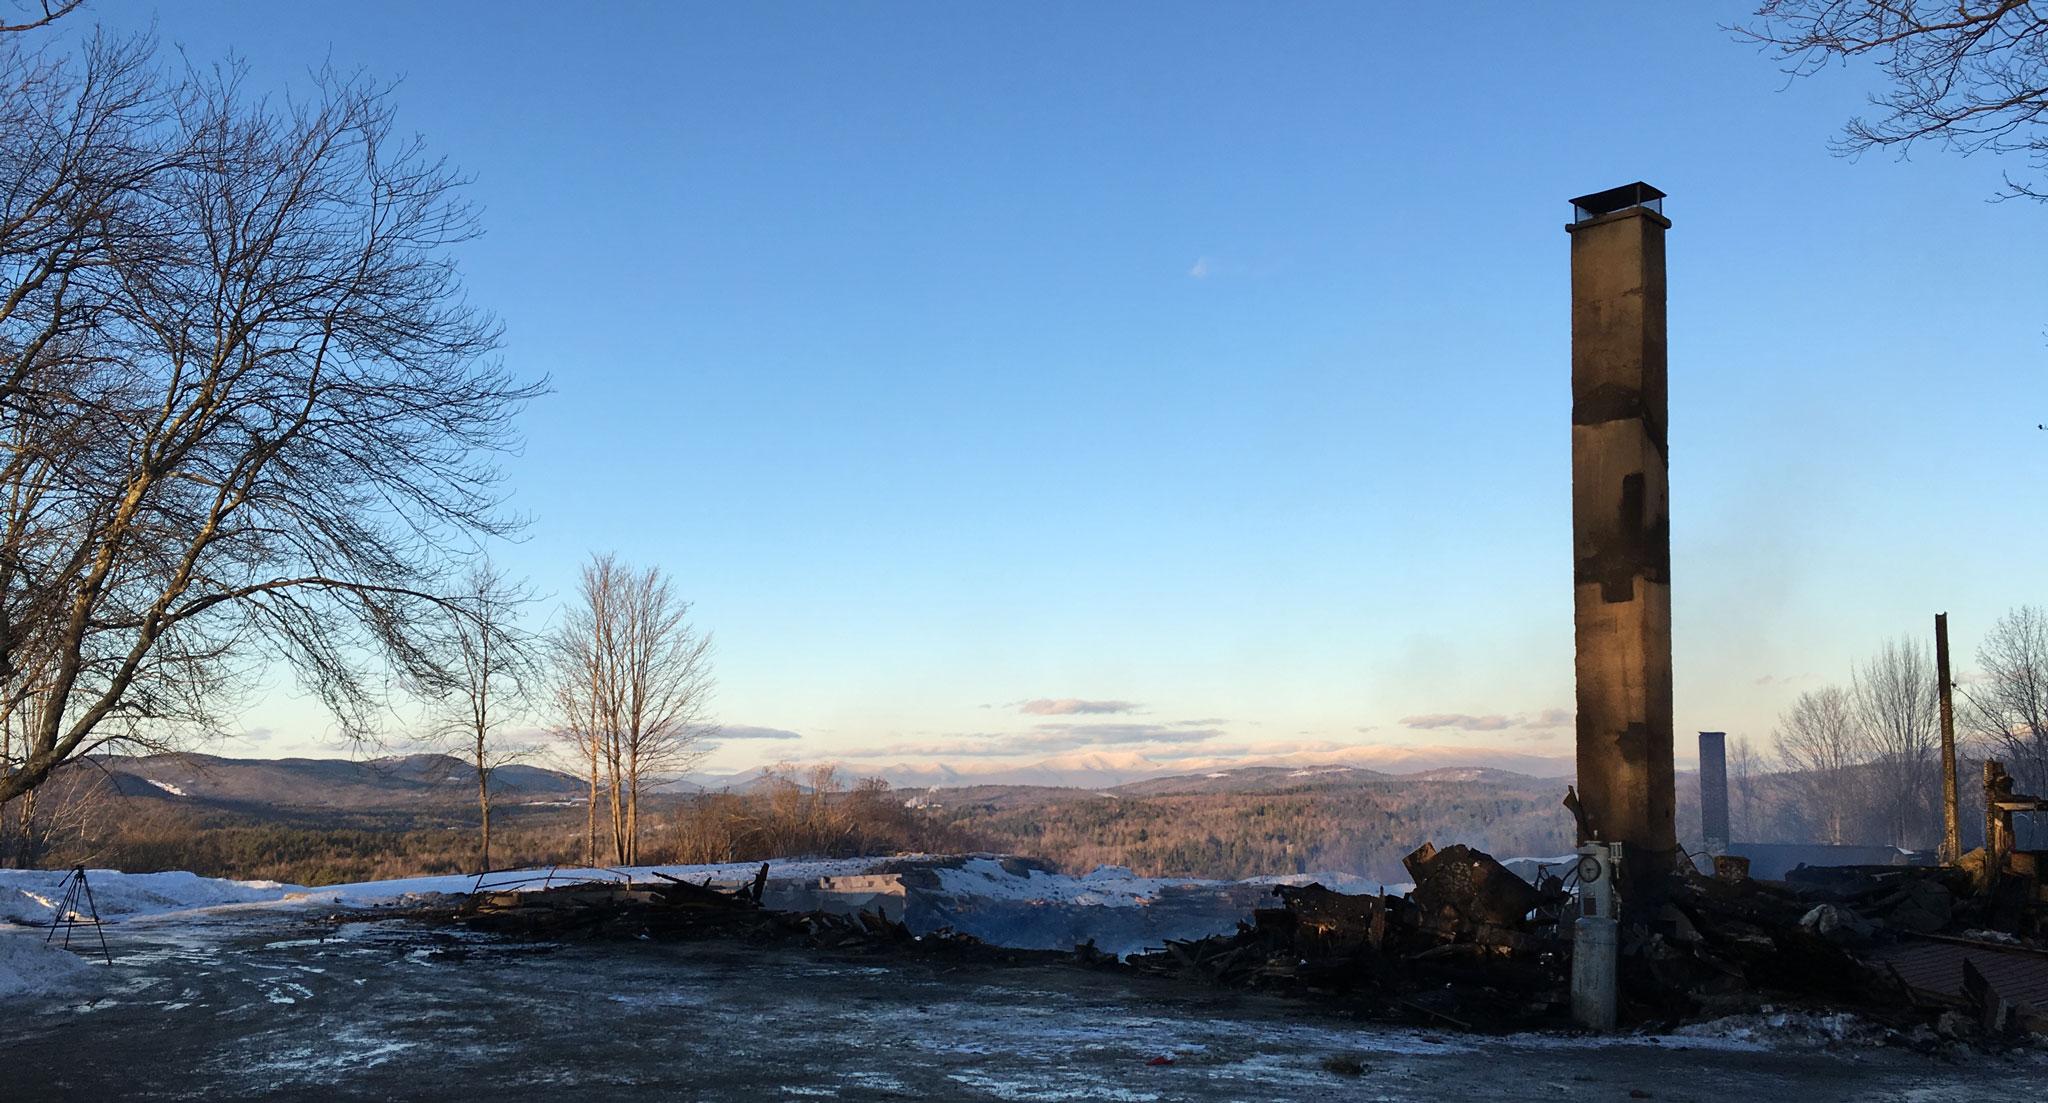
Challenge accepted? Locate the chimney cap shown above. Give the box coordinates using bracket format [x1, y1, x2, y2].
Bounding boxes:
[1569, 182, 1665, 223]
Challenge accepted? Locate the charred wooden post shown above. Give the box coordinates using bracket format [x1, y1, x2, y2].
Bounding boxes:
[1983, 759, 2048, 885]
[1986, 760, 2009, 884]
[1568, 182, 1677, 901]
[1937, 612, 1961, 865]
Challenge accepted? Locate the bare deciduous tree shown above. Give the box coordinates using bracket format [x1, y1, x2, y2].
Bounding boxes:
[1741, 2, 2048, 201]
[425, 560, 538, 872]
[666, 766, 914, 865]
[1966, 604, 2048, 793]
[1774, 684, 1870, 844]
[1851, 635, 1940, 848]
[0, 29, 541, 808]
[552, 554, 713, 866]
[1727, 735, 1768, 843]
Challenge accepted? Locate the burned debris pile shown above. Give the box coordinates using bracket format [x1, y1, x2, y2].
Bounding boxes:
[453, 865, 1059, 964]
[1126, 844, 1572, 1031]
[1125, 832, 2048, 1039]
[412, 762, 2048, 1041]
[1126, 843, 1573, 1030]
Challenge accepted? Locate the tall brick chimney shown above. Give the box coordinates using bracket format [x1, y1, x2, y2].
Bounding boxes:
[1568, 182, 1676, 897]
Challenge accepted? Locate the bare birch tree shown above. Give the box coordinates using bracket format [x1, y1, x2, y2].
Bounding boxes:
[0, 27, 540, 808]
[552, 554, 713, 866]
[553, 555, 619, 867]
[1774, 685, 1871, 844]
[1966, 605, 2048, 793]
[1851, 636, 1940, 848]
[1727, 735, 1767, 843]
[425, 560, 537, 872]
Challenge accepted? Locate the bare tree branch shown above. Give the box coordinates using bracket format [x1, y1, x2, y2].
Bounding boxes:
[0, 28, 544, 807]
[1741, 1, 2048, 200]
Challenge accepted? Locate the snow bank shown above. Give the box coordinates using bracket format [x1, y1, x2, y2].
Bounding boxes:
[0, 869, 294, 926]
[1669, 1010, 1895, 1050]
[0, 858, 903, 926]
[0, 857, 1388, 960]
[933, 860, 1388, 908]
[934, 859, 1204, 907]
[0, 931, 95, 1001]
[916, 861, 1405, 958]
[1241, 871, 1388, 895]
[295, 857, 898, 909]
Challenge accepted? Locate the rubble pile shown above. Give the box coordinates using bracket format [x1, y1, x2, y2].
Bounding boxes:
[420, 764, 2048, 1042]
[454, 865, 1062, 965]
[1127, 843, 1573, 1029]
[1120, 842, 2047, 1039]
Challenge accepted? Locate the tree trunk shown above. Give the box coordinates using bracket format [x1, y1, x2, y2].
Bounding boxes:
[607, 734, 626, 865]
[585, 736, 598, 868]
[626, 755, 640, 866]
[476, 738, 492, 873]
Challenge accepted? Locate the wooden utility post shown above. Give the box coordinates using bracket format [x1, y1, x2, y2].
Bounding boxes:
[1936, 612, 1960, 864]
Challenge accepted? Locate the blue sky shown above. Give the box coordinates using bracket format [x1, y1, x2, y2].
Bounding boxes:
[74, 3, 2044, 778]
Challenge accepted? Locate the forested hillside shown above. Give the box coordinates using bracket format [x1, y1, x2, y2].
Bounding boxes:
[5, 754, 1978, 887]
[924, 770, 1577, 882]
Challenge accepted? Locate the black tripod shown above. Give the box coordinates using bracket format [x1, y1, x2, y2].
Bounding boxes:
[44, 865, 112, 964]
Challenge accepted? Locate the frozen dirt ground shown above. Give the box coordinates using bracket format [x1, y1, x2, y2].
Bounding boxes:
[4, 909, 2043, 1102]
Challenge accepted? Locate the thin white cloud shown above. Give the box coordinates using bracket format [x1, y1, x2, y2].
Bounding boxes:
[810, 736, 1574, 787]
[1017, 698, 1140, 716]
[840, 721, 1225, 761]
[1402, 713, 1517, 732]
[1401, 709, 1573, 733]
[1030, 722, 1223, 745]
[718, 724, 802, 741]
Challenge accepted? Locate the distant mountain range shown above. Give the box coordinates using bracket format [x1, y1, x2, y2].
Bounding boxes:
[85, 752, 585, 816]
[75, 750, 1570, 821]
[673, 746, 1573, 793]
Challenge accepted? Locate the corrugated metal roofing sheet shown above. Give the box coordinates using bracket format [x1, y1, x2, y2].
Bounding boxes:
[1872, 938, 2048, 1011]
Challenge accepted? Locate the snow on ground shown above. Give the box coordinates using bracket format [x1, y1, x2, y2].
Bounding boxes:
[935, 859, 1388, 907]
[0, 857, 1390, 966]
[1241, 871, 1390, 894]
[1669, 1010, 1903, 1050]
[283, 857, 908, 912]
[0, 859, 908, 927]
[0, 868, 293, 926]
[0, 860, 1995, 1059]
[935, 860, 1202, 907]
[0, 857, 1390, 930]
[0, 857, 1399, 963]
[0, 930, 95, 1000]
